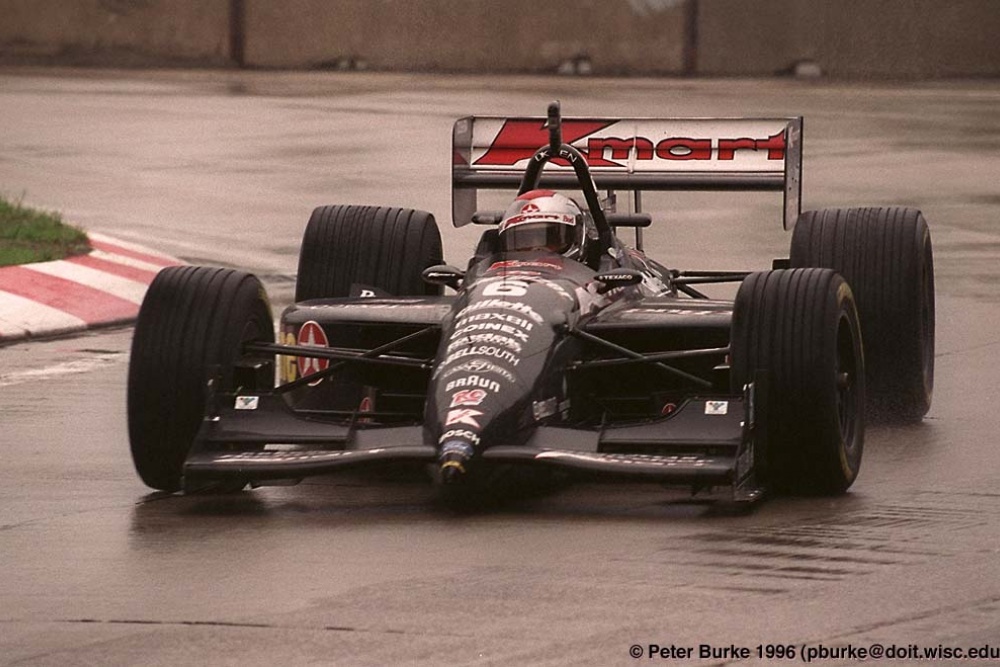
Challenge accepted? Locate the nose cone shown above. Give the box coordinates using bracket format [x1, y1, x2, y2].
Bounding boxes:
[428, 265, 581, 485]
[438, 440, 474, 484]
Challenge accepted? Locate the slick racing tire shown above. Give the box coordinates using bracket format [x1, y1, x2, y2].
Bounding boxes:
[731, 269, 865, 495]
[127, 266, 275, 492]
[790, 207, 934, 422]
[295, 205, 443, 301]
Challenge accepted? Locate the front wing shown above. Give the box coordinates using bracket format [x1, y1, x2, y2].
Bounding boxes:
[184, 386, 764, 502]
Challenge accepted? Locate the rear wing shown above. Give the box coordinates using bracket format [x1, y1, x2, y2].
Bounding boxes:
[452, 115, 803, 229]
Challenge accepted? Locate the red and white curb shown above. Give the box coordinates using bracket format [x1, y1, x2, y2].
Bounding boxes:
[0, 232, 183, 343]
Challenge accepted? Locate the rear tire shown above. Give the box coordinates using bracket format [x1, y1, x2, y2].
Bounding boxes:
[295, 205, 443, 301]
[127, 266, 274, 492]
[790, 207, 934, 421]
[732, 269, 865, 495]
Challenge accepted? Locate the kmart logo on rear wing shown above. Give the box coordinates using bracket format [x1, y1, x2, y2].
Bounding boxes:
[452, 116, 802, 229]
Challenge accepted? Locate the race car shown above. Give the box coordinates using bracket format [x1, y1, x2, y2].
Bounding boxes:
[127, 102, 935, 504]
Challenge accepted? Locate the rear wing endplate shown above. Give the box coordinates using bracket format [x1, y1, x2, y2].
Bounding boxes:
[452, 115, 803, 230]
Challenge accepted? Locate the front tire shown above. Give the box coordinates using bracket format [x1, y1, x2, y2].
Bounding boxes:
[127, 266, 274, 492]
[732, 269, 865, 495]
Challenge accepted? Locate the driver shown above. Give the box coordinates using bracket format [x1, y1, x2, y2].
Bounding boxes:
[497, 189, 594, 263]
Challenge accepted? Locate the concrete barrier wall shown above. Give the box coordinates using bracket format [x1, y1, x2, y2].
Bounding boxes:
[0, 0, 231, 64]
[697, 0, 1000, 78]
[244, 0, 689, 73]
[1, 0, 997, 78]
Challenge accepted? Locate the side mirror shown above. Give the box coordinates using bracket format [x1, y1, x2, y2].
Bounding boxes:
[594, 268, 643, 293]
[422, 264, 464, 290]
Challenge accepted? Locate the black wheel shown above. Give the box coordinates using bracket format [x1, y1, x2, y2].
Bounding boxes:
[732, 269, 865, 495]
[790, 207, 934, 421]
[295, 205, 443, 301]
[127, 266, 275, 492]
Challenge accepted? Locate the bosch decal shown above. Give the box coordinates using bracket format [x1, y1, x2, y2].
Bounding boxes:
[438, 429, 482, 447]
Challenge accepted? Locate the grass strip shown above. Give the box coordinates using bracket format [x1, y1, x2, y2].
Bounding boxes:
[0, 195, 90, 267]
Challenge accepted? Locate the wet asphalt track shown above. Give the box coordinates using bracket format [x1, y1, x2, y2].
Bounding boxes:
[1, 69, 999, 666]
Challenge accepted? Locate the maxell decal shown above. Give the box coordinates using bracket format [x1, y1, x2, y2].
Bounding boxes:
[453, 322, 531, 342]
[454, 311, 535, 333]
[457, 298, 544, 323]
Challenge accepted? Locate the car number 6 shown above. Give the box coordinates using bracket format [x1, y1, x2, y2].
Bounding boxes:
[483, 279, 529, 297]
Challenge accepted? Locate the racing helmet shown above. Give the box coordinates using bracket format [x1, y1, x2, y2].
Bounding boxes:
[498, 190, 588, 259]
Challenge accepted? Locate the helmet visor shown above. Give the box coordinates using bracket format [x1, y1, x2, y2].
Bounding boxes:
[499, 218, 575, 253]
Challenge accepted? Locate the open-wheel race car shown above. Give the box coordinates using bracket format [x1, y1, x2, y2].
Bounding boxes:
[128, 102, 935, 505]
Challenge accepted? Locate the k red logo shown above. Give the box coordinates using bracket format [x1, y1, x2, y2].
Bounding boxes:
[445, 409, 483, 428]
